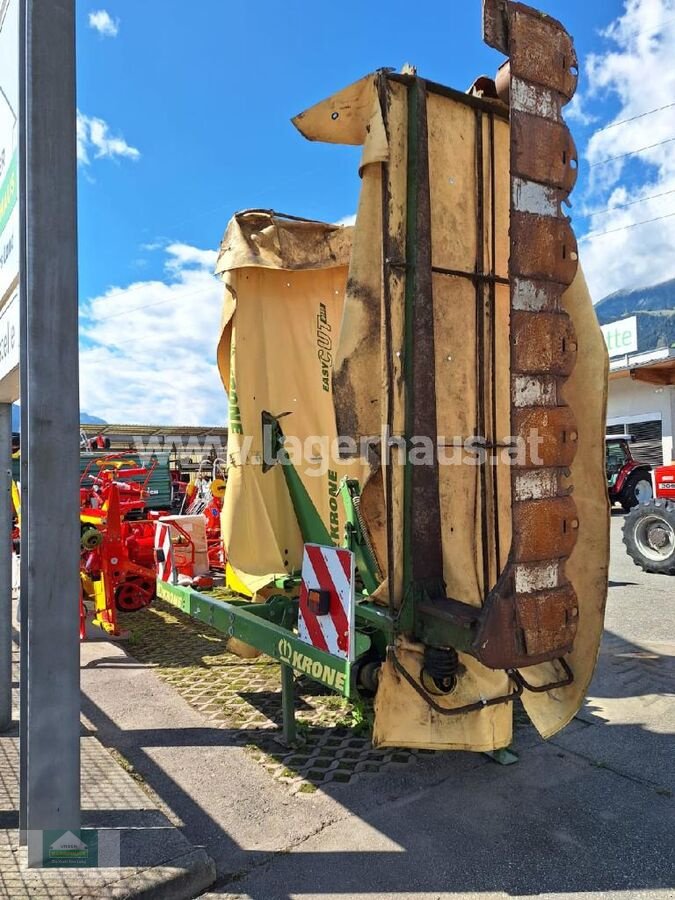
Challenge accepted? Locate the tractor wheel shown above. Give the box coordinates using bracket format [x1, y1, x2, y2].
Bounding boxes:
[620, 471, 653, 511]
[622, 500, 675, 576]
[114, 575, 156, 612]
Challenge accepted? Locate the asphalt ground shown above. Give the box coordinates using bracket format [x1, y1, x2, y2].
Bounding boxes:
[79, 511, 674, 900]
[604, 508, 674, 644]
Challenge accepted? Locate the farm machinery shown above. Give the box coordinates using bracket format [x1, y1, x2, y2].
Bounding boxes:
[77, 453, 227, 637]
[152, 0, 611, 753]
[605, 433, 653, 511]
[623, 462, 675, 576]
[603, 433, 675, 574]
[78, 455, 159, 637]
[13, 436, 227, 639]
[8, 0, 610, 753]
[179, 458, 227, 570]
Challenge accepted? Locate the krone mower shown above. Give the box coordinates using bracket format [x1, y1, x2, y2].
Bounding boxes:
[156, 0, 610, 753]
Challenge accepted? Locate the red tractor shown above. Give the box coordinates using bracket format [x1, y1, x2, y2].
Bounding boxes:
[606, 434, 653, 511]
[623, 462, 675, 576]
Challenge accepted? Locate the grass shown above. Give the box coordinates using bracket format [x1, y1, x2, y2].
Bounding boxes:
[108, 748, 145, 785]
[334, 697, 374, 736]
[297, 782, 318, 794]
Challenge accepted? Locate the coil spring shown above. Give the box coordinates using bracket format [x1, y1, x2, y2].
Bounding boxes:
[421, 646, 460, 695]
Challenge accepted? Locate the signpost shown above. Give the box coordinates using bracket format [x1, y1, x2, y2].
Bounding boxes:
[0, 0, 20, 736]
[1, 0, 82, 855]
[0, 0, 19, 308]
[0, 289, 19, 397]
[21, 0, 81, 855]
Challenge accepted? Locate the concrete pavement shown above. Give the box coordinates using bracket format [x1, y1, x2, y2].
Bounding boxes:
[77, 511, 674, 900]
[0, 637, 216, 899]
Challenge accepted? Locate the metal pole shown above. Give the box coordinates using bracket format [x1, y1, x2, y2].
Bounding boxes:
[0, 403, 12, 731]
[18, 0, 28, 844]
[23, 0, 80, 836]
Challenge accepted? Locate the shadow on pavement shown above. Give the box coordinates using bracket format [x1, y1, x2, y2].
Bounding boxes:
[80, 626, 675, 899]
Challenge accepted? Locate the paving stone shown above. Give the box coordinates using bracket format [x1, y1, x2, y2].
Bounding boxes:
[123, 598, 621, 792]
[0, 643, 215, 899]
[120, 600, 431, 787]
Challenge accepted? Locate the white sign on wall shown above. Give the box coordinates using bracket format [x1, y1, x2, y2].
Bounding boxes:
[0, 0, 20, 402]
[0, 287, 18, 401]
[600, 315, 638, 358]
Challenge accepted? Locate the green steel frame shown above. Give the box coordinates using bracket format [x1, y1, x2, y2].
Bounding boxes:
[154, 412, 396, 742]
[156, 577, 388, 744]
[156, 579, 357, 697]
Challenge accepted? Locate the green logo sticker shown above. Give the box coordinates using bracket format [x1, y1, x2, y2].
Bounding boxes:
[278, 637, 293, 662]
[228, 367, 243, 435]
[39, 830, 99, 868]
[0, 152, 17, 236]
[276, 636, 348, 693]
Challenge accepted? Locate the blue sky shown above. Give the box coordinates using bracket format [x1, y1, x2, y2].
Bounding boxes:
[76, 1, 675, 424]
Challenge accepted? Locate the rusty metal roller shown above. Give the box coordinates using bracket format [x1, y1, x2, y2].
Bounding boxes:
[473, 0, 580, 669]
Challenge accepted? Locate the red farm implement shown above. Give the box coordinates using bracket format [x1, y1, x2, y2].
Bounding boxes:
[79, 454, 159, 638]
[180, 458, 227, 571]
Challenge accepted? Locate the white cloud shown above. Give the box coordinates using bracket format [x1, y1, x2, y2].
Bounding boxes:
[77, 111, 140, 165]
[79, 244, 226, 425]
[335, 214, 356, 227]
[164, 243, 219, 273]
[574, 0, 675, 302]
[88, 10, 119, 38]
[565, 93, 597, 127]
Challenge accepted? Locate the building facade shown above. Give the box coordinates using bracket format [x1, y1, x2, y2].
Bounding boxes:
[606, 342, 675, 467]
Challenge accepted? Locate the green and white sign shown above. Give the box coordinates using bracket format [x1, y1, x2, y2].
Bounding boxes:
[0, 0, 19, 401]
[601, 315, 638, 358]
[27, 828, 121, 868]
[43, 830, 98, 867]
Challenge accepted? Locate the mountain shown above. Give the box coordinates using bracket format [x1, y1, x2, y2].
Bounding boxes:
[80, 413, 107, 425]
[595, 278, 675, 353]
[10, 406, 107, 431]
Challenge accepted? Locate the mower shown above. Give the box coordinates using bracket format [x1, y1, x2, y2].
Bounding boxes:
[152, 0, 611, 754]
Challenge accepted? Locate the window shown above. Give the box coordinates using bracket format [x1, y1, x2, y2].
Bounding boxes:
[606, 418, 663, 466]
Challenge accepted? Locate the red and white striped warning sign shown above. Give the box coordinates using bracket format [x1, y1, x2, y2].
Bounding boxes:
[154, 522, 174, 583]
[298, 544, 355, 661]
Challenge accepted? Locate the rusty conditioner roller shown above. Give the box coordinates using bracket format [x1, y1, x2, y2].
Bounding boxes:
[470, 1, 582, 669]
